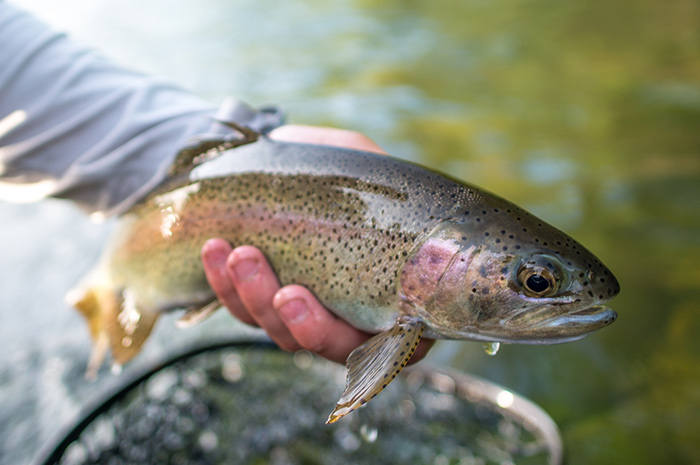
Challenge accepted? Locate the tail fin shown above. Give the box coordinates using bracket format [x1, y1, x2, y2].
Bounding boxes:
[67, 287, 159, 379]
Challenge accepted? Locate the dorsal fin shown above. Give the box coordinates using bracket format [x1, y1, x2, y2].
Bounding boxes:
[168, 121, 260, 176]
[327, 316, 425, 424]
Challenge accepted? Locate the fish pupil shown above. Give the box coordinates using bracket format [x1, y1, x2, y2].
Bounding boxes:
[526, 274, 550, 293]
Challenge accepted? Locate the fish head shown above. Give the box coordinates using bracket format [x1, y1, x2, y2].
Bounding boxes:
[458, 244, 619, 344]
[410, 209, 619, 344]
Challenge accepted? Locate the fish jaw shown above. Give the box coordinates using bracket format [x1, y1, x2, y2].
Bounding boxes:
[504, 304, 618, 344]
[421, 303, 617, 345]
[473, 303, 618, 345]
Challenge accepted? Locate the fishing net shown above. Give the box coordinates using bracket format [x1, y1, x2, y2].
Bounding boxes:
[37, 341, 561, 465]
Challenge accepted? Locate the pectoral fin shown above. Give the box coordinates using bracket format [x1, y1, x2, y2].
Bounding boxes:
[327, 316, 425, 424]
[69, 287, 159, 379]
[176, 299, 221, 328]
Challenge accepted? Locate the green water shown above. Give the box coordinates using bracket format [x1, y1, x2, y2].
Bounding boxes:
[11, 0, 700, 463]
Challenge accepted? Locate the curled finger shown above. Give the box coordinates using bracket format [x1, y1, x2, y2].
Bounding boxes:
[226, 246, 302, 352]
[201, 239, 256, 326]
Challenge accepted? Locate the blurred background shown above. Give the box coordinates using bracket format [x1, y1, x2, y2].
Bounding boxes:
[1, 0, 699, 463]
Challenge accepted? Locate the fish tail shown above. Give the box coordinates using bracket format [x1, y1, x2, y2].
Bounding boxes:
[67, 286, 159, 378]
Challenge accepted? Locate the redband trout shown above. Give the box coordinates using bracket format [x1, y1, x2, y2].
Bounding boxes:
[70, 123, 619, 423]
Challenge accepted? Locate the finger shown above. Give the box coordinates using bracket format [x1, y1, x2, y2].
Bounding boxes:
[201, 239, 256, 326]
[409, 339, 435, 365]
[269, 125, 388, 155]
[273, 285, 373, 364]
[226, 246, 302, 351]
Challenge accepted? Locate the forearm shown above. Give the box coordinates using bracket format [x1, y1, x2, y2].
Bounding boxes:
[0, 2, 282, 217]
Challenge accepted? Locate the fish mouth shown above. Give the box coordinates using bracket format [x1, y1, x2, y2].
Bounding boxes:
[540, 305, 618, 329]
[438, 304, 618, 345]
[493, 304, 618, 345]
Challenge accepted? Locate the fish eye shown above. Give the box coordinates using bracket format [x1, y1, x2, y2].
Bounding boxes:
[518, 264, 558, 298]
[526, 273, 551, 293]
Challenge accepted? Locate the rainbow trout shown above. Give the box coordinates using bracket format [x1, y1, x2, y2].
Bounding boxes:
[71, 123, 619, 423]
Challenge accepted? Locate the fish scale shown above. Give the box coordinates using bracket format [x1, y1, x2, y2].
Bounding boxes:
[70, 125, 619, 422]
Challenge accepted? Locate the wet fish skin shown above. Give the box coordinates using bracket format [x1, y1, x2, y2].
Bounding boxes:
[71, 128, 619, 420]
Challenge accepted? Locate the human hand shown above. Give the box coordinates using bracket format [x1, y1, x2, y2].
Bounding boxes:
[201, 125, 434, 364]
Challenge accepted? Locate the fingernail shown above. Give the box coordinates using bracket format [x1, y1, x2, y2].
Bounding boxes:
[278, 298, 308, 325]
[231, 258, 259, 282]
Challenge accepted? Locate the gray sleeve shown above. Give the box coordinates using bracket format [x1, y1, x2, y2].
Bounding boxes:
[0, 2, 283, 217]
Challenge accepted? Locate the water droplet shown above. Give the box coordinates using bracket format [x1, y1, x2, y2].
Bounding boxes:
[360, 424, 378, 443]
[482, 341, 500, 356]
